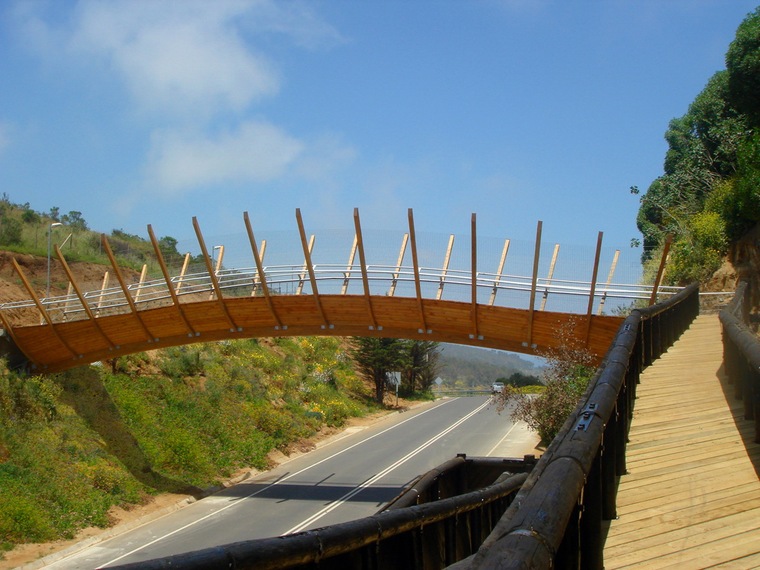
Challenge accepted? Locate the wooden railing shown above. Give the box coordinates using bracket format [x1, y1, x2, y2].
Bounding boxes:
[460, 283, 700, 569]
[719, 279, 760, 444]
[109, 456, 537, 570]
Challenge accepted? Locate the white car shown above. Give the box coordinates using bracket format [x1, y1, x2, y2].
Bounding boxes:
[491, 382, 504, 394]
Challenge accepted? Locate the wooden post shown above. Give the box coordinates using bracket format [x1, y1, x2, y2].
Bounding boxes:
[214, 245, 224, 275]
[192, 217, 239, 332]
[101, 234, 156, 342]
[353, 208, 379, 330]
[251, 240, 267, 295]
[526, 221, 542, 348]
[388, 233, 409, 297]
[597, 249, 620, 315]
[489, 239, 510, 306]
[10, 258, 77, 359]
[243, 212, 283, 329]
[296, 235, 315, 296]
[295, 209, 330, 329]
[408, 209, 429, 334]
[134, 264, 148, 303]
[649, 235, 672, 306]
[341, 235, 358, 295]
[539, 244, 560, 311]
[436, 234, 455, 301]
[470, 214, 480, 340]
[175, 253, 191, 294]
[54, 245, 116, 351]
[96, 271, 110, 317]
[63, 282, 74, 321]
[148, 224, 197, 337]
[585, 232, 604, 344]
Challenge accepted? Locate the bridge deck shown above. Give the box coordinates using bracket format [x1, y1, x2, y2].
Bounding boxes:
[603, 314, 760, 569]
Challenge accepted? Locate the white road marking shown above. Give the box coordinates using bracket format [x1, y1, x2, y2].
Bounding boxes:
[284, 399, 491, 535]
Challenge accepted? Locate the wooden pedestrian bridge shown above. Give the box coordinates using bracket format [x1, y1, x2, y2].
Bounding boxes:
[3, 209, 759, 569]
[0, 209, 662, 373]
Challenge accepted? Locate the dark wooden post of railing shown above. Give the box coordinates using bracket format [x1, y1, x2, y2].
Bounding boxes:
[720, 280, 760, 444]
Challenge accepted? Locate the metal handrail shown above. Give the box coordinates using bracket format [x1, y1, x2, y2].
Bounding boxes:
[0, 262, 683, 324]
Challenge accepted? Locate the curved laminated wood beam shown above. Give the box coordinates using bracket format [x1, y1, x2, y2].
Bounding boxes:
[101, 234, 156, 343]
[54, 244, 116, 352]
[407, 209, 429, 334]
[192, 217, 240, 332]
[353, 208, 379, 330]
[296, 209, 330, 329]
[10, 257, 78, 361]
[147, 224, 197, 338]
[243, 211, 284, 330]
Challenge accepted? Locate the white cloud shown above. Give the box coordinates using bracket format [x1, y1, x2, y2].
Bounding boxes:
[69, 0, 279, 118]
[148, 121, 304, 192]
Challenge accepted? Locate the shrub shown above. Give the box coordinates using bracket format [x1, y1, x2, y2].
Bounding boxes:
[494, 319, 595, 443]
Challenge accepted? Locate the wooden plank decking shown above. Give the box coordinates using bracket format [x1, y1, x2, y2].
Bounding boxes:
[603, 314, 760, 569]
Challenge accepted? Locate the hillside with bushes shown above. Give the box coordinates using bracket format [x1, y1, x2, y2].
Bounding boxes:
[636, 7, 760, 289]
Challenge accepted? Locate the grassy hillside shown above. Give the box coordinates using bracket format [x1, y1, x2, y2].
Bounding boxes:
[0, 334, 374, 556]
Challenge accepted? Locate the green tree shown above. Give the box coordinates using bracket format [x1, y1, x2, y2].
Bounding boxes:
[61, 211, 88, 231]
[350, 337, 408, 404]
[637, 8, 760, 273]
[400, 340, 440, 396]
[0, 215, 22, 246]
[726, 7, 760, 128]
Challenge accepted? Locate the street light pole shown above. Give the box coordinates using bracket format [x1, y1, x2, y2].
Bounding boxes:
[47, 222, 62, 299]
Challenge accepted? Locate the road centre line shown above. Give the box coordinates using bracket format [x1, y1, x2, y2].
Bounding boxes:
[98, 398, 459, 568]
[284, 398, 491, 535]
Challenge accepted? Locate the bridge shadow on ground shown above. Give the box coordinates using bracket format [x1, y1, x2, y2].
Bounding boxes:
[717, 362, 760, 479]
[212, 477, 409, 508]
[55, 367, 204, 497]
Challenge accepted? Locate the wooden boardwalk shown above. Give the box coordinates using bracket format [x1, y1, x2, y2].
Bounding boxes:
[603, 314, 760, 569]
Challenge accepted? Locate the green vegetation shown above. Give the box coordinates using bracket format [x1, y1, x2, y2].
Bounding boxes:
[350, 338, 440, 403]
[0, 336, 375, 554]
[0, 194, 191, 274]
[636, 7, 760, 284]
[494, 321, 596, 443]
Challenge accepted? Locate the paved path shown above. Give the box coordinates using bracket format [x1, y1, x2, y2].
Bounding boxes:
[603, 315, 760, 569]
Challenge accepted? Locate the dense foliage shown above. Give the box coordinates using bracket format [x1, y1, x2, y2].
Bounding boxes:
[494, 321, 596, 443]
[636, 7, 760, 284]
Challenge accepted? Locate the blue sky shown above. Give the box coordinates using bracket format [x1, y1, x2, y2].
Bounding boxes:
[0, 1, 757, 274]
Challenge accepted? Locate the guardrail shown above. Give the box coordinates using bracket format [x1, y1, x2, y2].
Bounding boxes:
[110, 456, 536, 570]
[457, 282, 700, 569]
[719, 280, 760, 444]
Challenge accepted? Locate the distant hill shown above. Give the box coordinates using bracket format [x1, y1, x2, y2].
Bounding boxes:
[436, 343, 544, 389]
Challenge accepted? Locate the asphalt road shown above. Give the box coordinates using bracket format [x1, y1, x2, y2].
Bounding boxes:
[41, 396, 537, 569]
